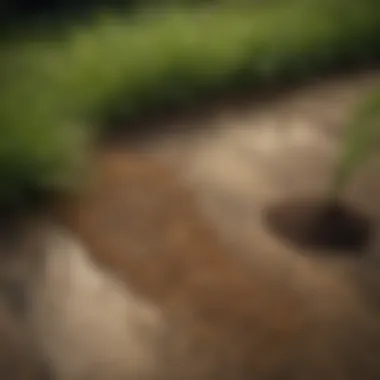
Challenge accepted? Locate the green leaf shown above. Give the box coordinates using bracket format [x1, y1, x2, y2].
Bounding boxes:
[331, 86, 380, 197]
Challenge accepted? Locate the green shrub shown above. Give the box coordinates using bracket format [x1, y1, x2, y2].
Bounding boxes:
[1, 1, 380, 207]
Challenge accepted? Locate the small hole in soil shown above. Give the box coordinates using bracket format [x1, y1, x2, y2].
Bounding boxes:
[264, 197, 372, 255]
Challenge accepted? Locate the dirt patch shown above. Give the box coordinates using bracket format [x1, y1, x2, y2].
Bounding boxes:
[0, 301, 48, 380]
[2, 70, 380, 380]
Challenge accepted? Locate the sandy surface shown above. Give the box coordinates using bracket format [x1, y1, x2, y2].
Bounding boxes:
[1, 70, 380, 380]
[127, 69, 380, 287]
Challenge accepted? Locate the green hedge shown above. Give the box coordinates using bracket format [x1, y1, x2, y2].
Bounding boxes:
[1, 1, 380, 206]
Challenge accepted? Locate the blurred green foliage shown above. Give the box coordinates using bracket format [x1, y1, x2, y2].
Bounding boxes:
[332, 86, 380, 198]
[0, 1, 380, 207]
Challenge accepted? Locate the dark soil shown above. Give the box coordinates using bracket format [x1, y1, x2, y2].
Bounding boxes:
[264, 197, 373, 255]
